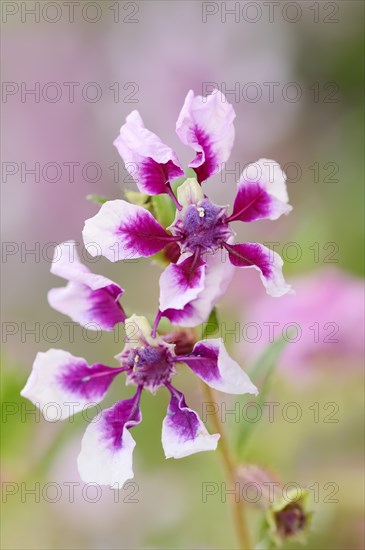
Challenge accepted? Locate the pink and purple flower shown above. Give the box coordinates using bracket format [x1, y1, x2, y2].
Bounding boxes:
[113, 89, 235, 199]
[84, 90, 292, 330]
[21, 315, 257, 486]
[20, 88, 293, 489]
[83, 163, 293, 330]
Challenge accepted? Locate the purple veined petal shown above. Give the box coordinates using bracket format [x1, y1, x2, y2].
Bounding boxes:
[161, 385, 220, 459]
[77, 388, 142, 487]
[179, 338, 258, 395]
[162, 248, 234, 327]
[225, 242, 293, 297]
[48, 241, 126, 330]
[20, 350, 124, 421]
[83, 200, 177, 262]
[228, 159, 292, 223]
[48, 282, 126, 331]
[51, 241, 125, 292]
[176, 89, 235, 183]
[50, 245, 126, 329]
[159, 253, 206, 312]
[113, 110, 185, 195]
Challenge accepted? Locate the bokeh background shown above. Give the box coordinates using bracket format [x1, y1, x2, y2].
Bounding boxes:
[1, 1, 364, 548]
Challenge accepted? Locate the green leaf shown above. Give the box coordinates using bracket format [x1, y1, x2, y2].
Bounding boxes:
[125, 189, 176, 228]
[145, 314, 172, 335]
[86, 194, 110, 205]
[236, 337, 288, 452]
[151, 194, 176, 228]
[150, 248, 173, 267]
[250, 336, 288, 383]
[124, 184, 183, 267]
[185, 168, 197, 179]
[199, 308, 219, 341]
[124, 189, 151, 207]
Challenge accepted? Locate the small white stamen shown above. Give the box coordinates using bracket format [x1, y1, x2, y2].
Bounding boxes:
[197, 207, 205, 218]
[134, 354, 140, 363]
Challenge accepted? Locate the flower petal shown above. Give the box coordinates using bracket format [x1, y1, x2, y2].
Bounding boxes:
[48, 283, 126, 331]
[83, 200, 175, 262]
[48, 241, 125, 330]
[162, 248, 234, 327]
[124, 315, 153, 345]
[176, 177, 205, 207]
[77, 390, 142, 486]
[182, 338, 258, 395]
[159, 253, 206, 311]
[20, 350, 122, 420]
[229, 159, 292, 222]
[225, 242, 292, 297]
[176, 89, 235, 183]
[114, 110, 184, 195]
[162, 387, 219, 458]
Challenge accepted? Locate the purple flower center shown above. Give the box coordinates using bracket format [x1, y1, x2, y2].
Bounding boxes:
[124, 345, 174, 391]
[275, 502, 306, 538]
[173, 199, 232, 253]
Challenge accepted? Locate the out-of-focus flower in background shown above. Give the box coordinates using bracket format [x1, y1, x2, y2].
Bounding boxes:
[237, 268, 364, 382]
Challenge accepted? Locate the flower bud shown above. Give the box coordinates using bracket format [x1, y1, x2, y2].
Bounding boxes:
[267, 486, 311, 546]
[163, 328, 197, 355]
[237, 465, 312, 546]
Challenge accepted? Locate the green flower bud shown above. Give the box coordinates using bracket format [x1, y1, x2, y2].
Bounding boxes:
[236, 465, 312, 547]
[266, 486, 312, 546]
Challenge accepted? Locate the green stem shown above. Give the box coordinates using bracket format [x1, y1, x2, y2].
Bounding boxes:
[202, 383, 252, 549]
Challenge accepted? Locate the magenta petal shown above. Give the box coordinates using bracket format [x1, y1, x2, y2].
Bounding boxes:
[78, 389, 142, 486]
[176, 89, 235, 183]
[226, 242, 292, 297]
[138, 158, 185, 195]
[59, 362, 122, 401]
[48, 282, 126, 331]
[159, 253, 206, 311]
[230, 159, 292, 222]
[161, 387, 219, 458]
[116, 206, 174, 257]
[231, 182, 276, 222]
[48, 241, 125, 329]
[182, 339, 258, 395]
[97, 393, 142, 451]
[162, 248, 234, 327]
[81, 284, 126, 329]
[20, 349, 122, 420]
[83, 200, 175, 262]
[114, 110, 184, 195]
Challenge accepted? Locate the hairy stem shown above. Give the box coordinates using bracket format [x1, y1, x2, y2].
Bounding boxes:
[202, 383, 251, 550]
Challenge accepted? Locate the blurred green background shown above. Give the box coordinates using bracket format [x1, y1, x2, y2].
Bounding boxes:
[1, 1, 364, 548]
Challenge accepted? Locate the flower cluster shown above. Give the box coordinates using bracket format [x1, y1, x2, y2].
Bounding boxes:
[21, 89, 292, 487]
